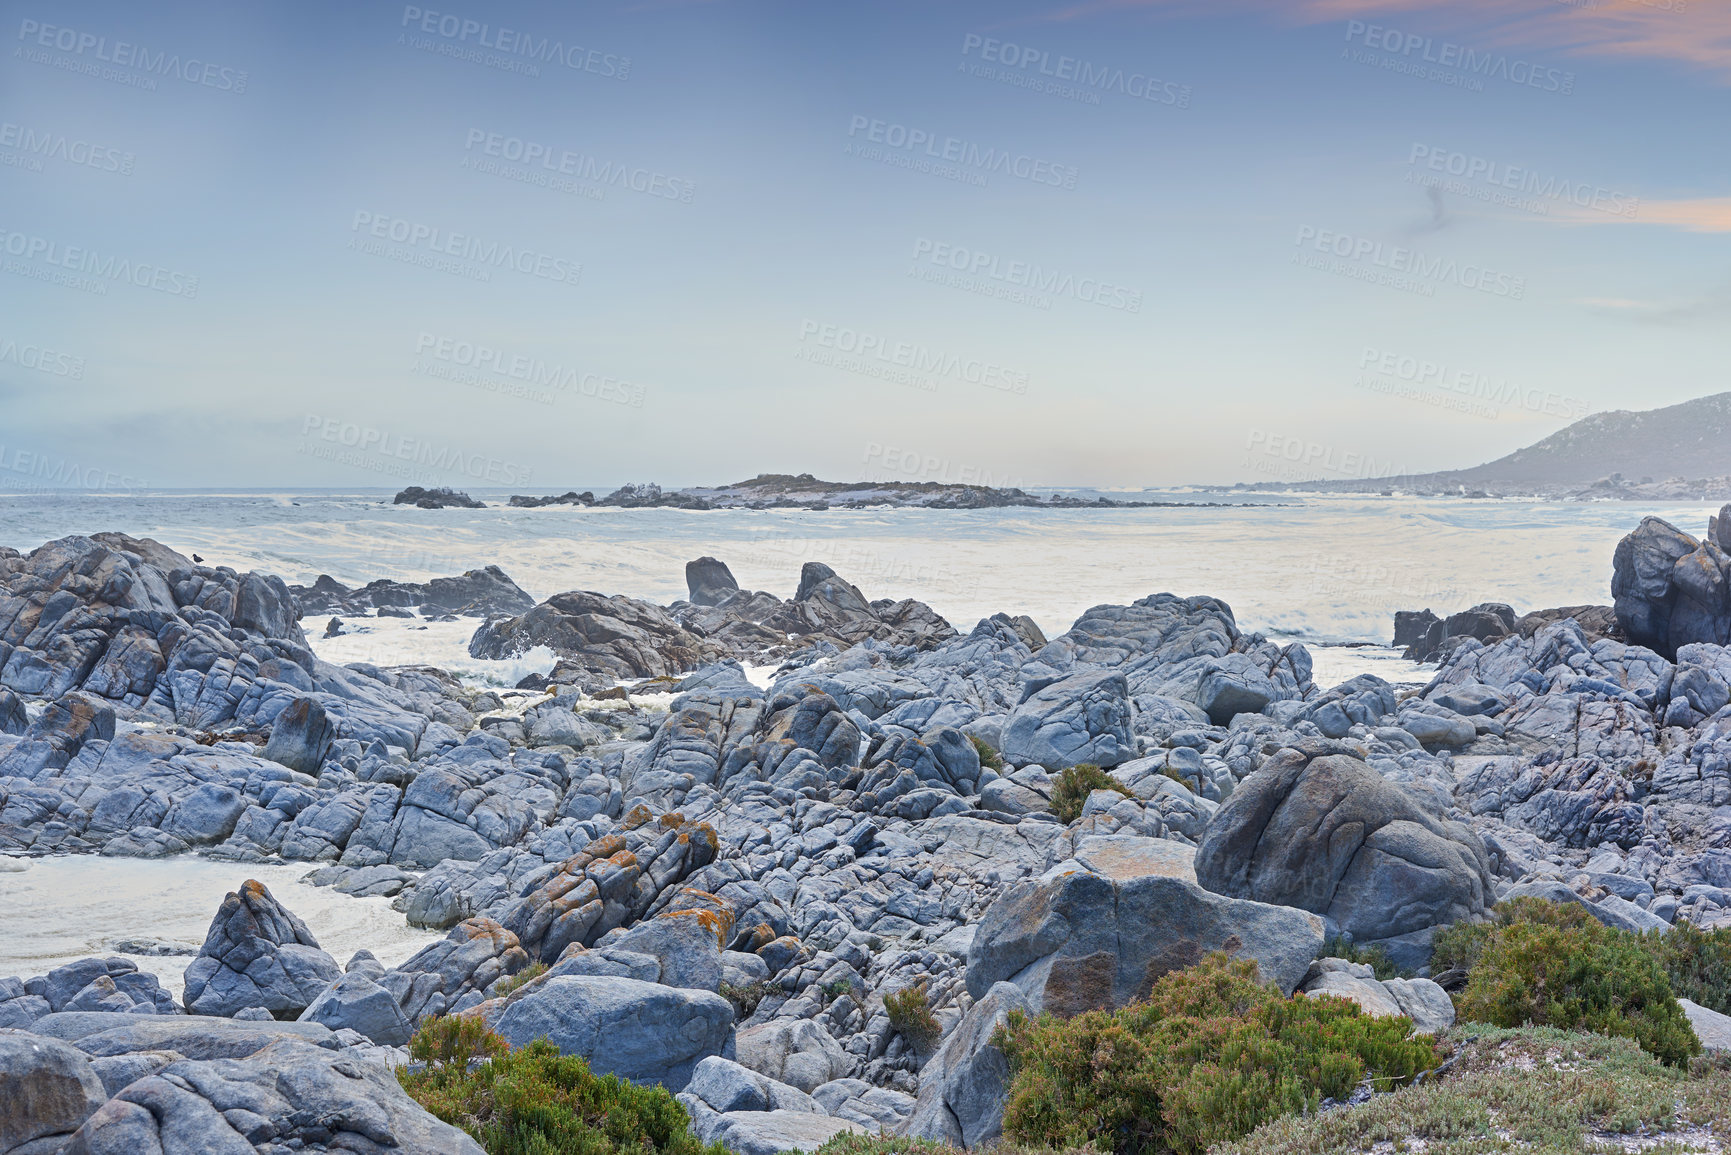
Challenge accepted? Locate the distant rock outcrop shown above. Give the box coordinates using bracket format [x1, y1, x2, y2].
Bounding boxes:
[393, 486, 484, 509]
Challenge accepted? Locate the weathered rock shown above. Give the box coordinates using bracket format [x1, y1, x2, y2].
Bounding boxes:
[493, 976, 734, 1091]
[735, 1018, 854, 1092]
[297, 971, 412, 1046]
[1300, 958, 1455, 1034]
[181, 880, 343, 1017]
[902, 980, 1027, 1148]
[967, 835, 1325, 1013]
[1001, 669, 1134, 769]
[1613, 515, 1731, 657]
[261, 696, 336, 774]
[702, 1111, 861, 1155]
[1680, 998, 1731, 1051]
[62, 1037, 484, 1153]
[0, 1029, 108, 1154]
[1195, 743, 1495, 945]
[686, 557, 741, 607]
[680, 1055, 820, 1115]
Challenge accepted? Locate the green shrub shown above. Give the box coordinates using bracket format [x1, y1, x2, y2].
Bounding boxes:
[806, 1135, 963, 1155]
[1320, 935, 1402, 981]
[492, 961, 547, 1000]
[1649, 920, 1731, 1016]
[399, 1023, 726, 1155]
[994, 953, 1438, 1155]
[884, 981, 942, 1052]
[1448, 899, 1701, 1067]
[1050, 763, 1132, 823]
[968, 734, 1004, 771]
[407, 1013, 508, 1075]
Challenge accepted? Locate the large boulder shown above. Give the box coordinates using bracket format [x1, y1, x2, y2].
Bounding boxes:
[1613, 515, 1731, 657]
[1194, 742, 1495, 949]
[901, 980, 1028, 1148]
[735, 1019, 854, 1092]
[61, 1037, 484, 1153]
[0, 1029, 108, 1154]
[468, 590, 726, 678]
[686, 557, 741, 606]
[1000, 669, 1135, 769]
[966, 835, 1325, 1013]
[262, 696, 336, 774]
[297, 971, 412, 1045]
[492, 976, 733, 1091]
[181, 880, 343, 1018]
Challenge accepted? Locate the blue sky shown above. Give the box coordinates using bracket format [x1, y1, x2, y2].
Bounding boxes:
[1, 0, 1727, 490]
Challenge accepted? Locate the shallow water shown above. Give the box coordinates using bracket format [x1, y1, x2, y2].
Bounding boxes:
[0, 855, 440, 996]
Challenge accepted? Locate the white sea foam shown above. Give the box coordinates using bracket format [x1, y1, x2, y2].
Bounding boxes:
[303, 615, 557, 687]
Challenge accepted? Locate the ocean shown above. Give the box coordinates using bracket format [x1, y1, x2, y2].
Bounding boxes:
[0, 488, 1718, 688]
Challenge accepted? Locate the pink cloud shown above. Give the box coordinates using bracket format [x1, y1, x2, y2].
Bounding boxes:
[1040, 0, 1731, 76]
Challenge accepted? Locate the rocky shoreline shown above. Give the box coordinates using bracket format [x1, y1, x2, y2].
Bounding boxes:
[394, 475, 1274, 511]
[3, 507, 1731, 1151]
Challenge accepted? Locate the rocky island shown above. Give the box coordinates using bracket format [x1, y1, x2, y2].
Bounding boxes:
[4, 509, 1731, 1151]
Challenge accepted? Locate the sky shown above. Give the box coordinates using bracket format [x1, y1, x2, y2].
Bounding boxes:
[0, 0, 1727, 491]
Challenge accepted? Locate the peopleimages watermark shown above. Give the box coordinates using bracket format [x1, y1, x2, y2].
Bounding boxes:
[1293, 226, 1526, 300]
[1299, 556, 1462, 608]
[0, 336, 84, 379]
[1406, 144, 1637, 219]
[1342, 20, 1574, 96]
[347, 211, 581, 286]
[1356, 346, 1590, 422]
[863, 442, 1024, 488]
[796, 320, 1029, 396]
[844, 115, 1078, 190]
[0, 445, 145, 491]
[15, 18, 248, 93]
[460, 129, 693, 204]
[910, 238, 1142, 313]
[1244, 428, 1410, 483]
[0, 121, 134, 176]
[958, 34, 1191, 109]
[299, 415, 535, 487]
[0, 227, 199, 297]
[412, 332, 646, 408]
[397, 7, 629, 80]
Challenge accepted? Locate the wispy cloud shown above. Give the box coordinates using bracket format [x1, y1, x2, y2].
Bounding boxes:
[1040, 0, 1731, 77]
[1552, 196, 1731, 232]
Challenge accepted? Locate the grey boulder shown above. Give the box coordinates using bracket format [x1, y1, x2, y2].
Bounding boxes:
[181, 880, 344, 1018]
[1194, 742, 1495, 945]
[0, 1029, 108, 1155]
[901, 980, 1028, 1148]
[493, 976, 733, 1091]
[734, 1018, 854, 1093]
[967, 835, 1325, 1013]
[297, 971, 412, 1046]
[1001, 669, 1134, 770]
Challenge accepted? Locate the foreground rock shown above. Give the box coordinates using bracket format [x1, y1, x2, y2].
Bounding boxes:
[1195, 742, 1494, 963]
[493, 975, 734, 1092]
[0, 1029, 107, 1153]
[967, 835, 1325, 1012]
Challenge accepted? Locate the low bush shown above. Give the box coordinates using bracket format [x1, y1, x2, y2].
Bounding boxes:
[491, 961, 547, 1000]
[1438, 898, 1700, 1067]
[994, 952, 1439, 1155]
[1050, 763, 1132, 823]
[399, 1018, 726, 1155]
[884, 981, 942, 1051]
[407, 1013, 508, 1074]
[1217, 1024, 1731, 1155]
[1648, 919, 1731, 1016]
[968, 734, 1005, 771]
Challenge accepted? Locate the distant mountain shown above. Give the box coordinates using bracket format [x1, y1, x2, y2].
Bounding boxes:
[1240, 392, 1731, 498]
[1454, 392, 1731, 486]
